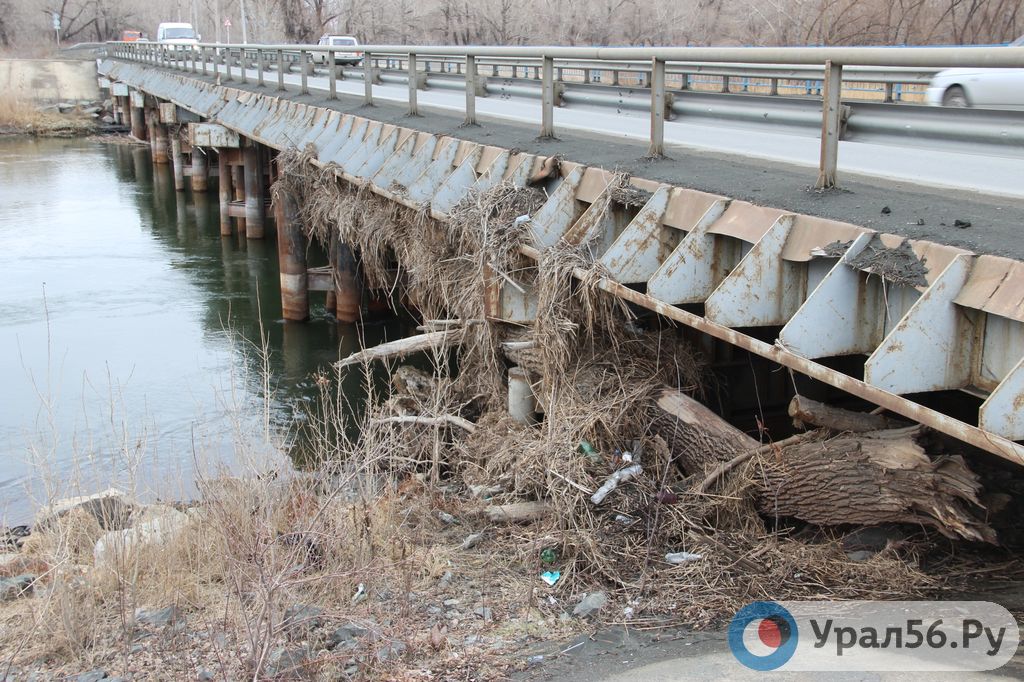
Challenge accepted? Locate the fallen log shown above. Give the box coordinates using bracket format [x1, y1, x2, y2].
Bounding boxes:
[336, 330, 460, 368]
[789, 395, 901, 433]
[484, 501, 552, 523]
[653, 390, 995, 543]
[372, 415, 477, 433]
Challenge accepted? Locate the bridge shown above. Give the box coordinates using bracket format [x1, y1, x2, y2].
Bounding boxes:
[96, 41, 1024, 467]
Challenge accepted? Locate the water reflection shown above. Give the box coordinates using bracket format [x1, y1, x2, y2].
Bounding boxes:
[0, 137, 404, 523]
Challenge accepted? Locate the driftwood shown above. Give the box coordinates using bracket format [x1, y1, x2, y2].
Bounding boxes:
[336, 330, 460, 368]
[372, 415, 477, 433]
[484, 501, 552, 523]
[653, 389, 995, 543]
[789, 395, 901, 433]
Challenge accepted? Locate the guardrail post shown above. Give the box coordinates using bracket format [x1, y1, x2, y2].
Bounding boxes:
[200, 47, 207, 75]
[768, 77, 778, 96]
[328, 50, 337, 99]
[224, 48, 232, 81]
[649, 57, 666, 157]
[190, 46, 197, 73]
[240, 49, 248, 84]
[257, 49, 265, 86]
[364, 52, 374, 105]
[300, 50, 309, 94]
[408, 52, 419, 115]
[816, 60, 843, 190]
[465, 54, 477, 126]
[541, 56, 555, 138]
[277, 49, 285, 90]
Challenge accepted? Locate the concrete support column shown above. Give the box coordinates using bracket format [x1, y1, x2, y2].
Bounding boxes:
[232, 162, 247, 235]
[335, 242, 362, 324]
[217, 150, 232, 236]
[274, 183, 309, 321]
[152, 120, 170, 165]
[130, 102, 146, 140]
[243, 143, 265, 239]
[191, 147, 209, 192]
[170, 132, 185, 191]
[508, 366, 537, 423]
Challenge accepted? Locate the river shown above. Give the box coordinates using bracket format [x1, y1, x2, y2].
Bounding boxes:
[0, 136, 397, 524]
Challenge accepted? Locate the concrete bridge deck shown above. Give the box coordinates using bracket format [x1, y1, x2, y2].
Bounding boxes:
[97, 56, 1024, 467]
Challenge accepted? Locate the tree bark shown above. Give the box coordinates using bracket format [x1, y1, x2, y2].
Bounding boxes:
[789, 394, 901, 433]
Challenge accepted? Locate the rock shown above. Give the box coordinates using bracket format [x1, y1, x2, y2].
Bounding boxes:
[36, 488, 135, 532]
[94, 505, 188, 568]
[101, 115, 115, 125]
[102, 99, 112, 109]
[197, 669, 214, 682]
[265, 647, 311, 679]
[473, 606, 492, 621]
[438, 570, 453, 588]
[443, 598, 460, 607]
[437, 511, 456, 525]
[0, 574, 35, 601]
[460, 532, 484, 550]
[76, 671, 107, 682]
[81, 106, 102, 115]
[375, 639, 406, 662]
[135, 605, 183, 628]
[527, 654, 544, 666]
[845, 550, 875, 562]
[283, 604, 323, 639]
[954, 219, 972, 229]
[2, 525, 29, 548]
[572, 591, 607, 618]
[841, 525, 905, 552]
[426, 606, 442, 615]
[327, 622, 369, 649]
[57, 102, 75, 113]
[464, 634, 479, 645]
[880, 206, 891, 215]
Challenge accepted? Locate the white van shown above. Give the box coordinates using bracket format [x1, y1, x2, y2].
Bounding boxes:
[156, 22, 200, 46]
[312, 35, 363, 65]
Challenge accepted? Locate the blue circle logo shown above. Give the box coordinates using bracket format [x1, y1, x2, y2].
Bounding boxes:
[728, 601, 799, 671]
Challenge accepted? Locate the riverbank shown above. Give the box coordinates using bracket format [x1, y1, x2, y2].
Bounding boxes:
[0, 95, 110, 137]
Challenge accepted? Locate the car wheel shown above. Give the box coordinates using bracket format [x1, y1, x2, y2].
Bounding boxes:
[943, 85, 970, 107]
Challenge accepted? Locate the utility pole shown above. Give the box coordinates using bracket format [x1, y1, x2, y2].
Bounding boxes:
[215, 0, 222, 42]
[239, 0, 249, 43]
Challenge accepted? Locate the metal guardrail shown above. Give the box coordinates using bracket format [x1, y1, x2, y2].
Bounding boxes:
[105, 41, 1024, 188]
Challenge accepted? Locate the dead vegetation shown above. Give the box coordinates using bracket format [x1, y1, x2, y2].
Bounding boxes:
[0, 146, 1013, 680]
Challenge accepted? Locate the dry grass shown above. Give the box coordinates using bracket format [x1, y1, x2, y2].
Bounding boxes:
[0, 92, 97, 136]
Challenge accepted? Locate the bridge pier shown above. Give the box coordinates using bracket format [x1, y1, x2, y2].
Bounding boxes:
[231, 161, 247, 235]
[243, 142, 266, 239]
[171, 132, 185, 191]
[217, 149, 232, 236]
[335, 242, 363, 324]
[129, 92, 146, 141]
[190, 147, 209, 192]
[151, 117, 170, 165]
[274, 183, 309, 321]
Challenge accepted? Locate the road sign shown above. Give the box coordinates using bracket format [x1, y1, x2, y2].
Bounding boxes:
[51, 12, 60, 30]
[223, 17, 232, 27]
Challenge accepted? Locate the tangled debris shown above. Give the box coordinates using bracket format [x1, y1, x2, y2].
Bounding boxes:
[818, 234, 929, 287]
[271, 146, 998, 629]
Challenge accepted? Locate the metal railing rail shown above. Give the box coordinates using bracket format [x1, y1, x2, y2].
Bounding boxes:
[105, 41, 1024, 188]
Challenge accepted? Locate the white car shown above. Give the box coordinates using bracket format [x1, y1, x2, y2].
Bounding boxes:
[925, 35, 1024, 109]
[156, 22, 200, 46]
[312, 35, 363, 65]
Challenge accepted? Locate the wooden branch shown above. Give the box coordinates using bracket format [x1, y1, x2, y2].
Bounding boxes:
[336, 330, 460, 368]
[789, 395, 900, 433]
[484, 501, 552, 523]
[697, 432, 814, 493]
[373, 415, 477, 433]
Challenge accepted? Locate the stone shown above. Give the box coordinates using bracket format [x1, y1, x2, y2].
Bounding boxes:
[443, 598, 460, 607]
[473, 606, 492, 621]
[283, 604, 323, 639]
[76, 671, 107, 682]
[0, 574, 35, 601]
[94, 505, 189, 568]
[572, 591, 607, 618]
[101, 115, 115, 125]
[197, 668, 214, 681]
[2, 525, 29, 548]
[438, 570, 453, 588]
[36, 488, 134, 532]
[265, 647, 311, 679]
[375, 640, 406, 662]
[135, 605, 183, 628]
[841, 525, 905, 552]
[327, 622, 370, 649]
[845, 549, 876, 562]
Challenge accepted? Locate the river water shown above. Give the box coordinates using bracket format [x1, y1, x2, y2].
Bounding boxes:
[0, 137, 395, 524]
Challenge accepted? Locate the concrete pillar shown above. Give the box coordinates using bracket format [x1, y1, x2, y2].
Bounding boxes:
[130, 102, 146, 140]
[152, 120, 170, 165]
[217, 150, 232, 236]
[274, 184, 309, 321]
[335, 242, 362, 324]
[231, 163, 246, 235]
[243, 143, 265, 239]
[508, 366, 537, 423]
[191, 147, 209, 192]
[170, 133, 185, 191]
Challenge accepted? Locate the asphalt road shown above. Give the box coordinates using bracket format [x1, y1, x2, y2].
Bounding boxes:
[145, 60, 1024, 259]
